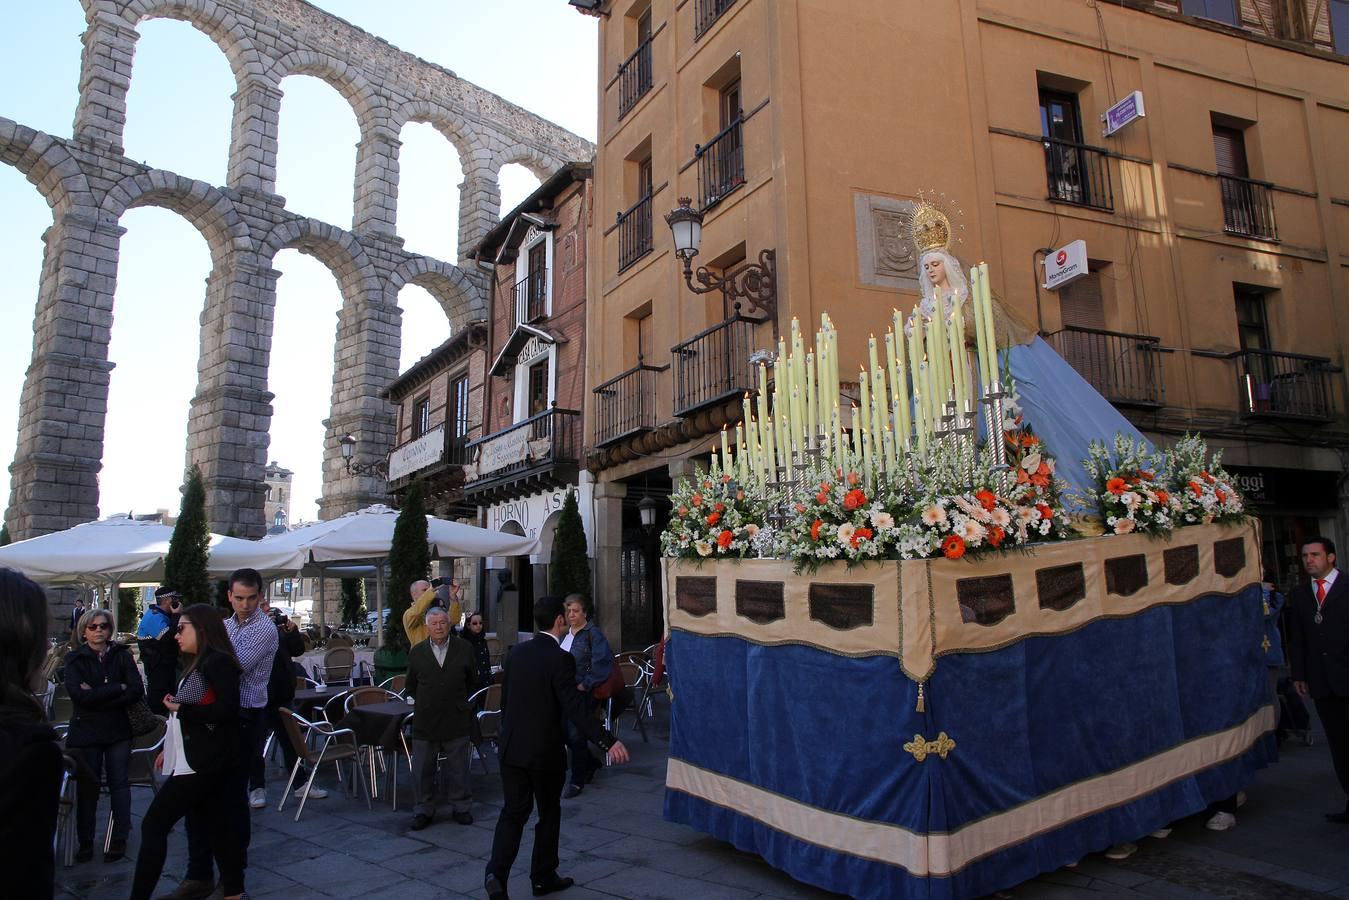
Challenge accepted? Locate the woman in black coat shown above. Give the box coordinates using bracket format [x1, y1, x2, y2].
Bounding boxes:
[0, 568, 63, 899]
[129, 604, 245, 900]
[462, 611, 494, 691]
[64, 607, 144, 862]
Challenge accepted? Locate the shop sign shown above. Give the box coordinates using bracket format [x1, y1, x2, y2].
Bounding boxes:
[517, 335, 550, 367]
[387, 425, 444, 481]
[1103, 91, 1145, 137]
[1225, 465, 1338, 511]
[1043, 240, 1088, 291]
[473, 427, 531, 479]
[489, 490, 569, 539]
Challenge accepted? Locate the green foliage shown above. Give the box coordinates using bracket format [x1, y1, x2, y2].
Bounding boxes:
[117, 587, 139, 632]
[340, 577, 367, 626]
[0, 523, 10, 546]
[385, 482, 429, 651]
[549, 490, 591, 599]
[164, 466, 212, 605]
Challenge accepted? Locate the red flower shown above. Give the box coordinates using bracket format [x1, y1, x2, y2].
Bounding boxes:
[810, 519, 823, 541]
[1035, 503, 1053, 521]
[1216, 490, 1227, 504]
[850, 526, 874, 548]
[975, 489, 997, 511]
[843, 489, 867, 511]
[691, 493, 704, 507]
[847, 471, 860, 486]
[819, 482, 832, 492]
[1138, 470, 1154, 481]
[714, 502, 726, 512]
[1156, 490, 1170, 504]
[1030, 472, 1050, 489]
[721, 474, 732, 483]
[1106, 477, 1127, 495]
[678, 506, 688, 517]
[706, 511, 721, 527]
[1202, 471, 1215, 484]
[717, 529, 734, 549]
[817, 491, 830, 504]
[1189, 481, 1203, 498]
[795, 503, 807, 513]
[941, 534, 966, 559]
[1016, 468, 1030, 485]
[988, 525, 1005, 548]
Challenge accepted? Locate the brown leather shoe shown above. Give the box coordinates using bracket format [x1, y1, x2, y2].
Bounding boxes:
[156, 878, 216, 900]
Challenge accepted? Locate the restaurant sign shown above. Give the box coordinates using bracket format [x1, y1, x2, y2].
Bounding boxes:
[471, 427, 531, 479]
[388, 425, 444, 481]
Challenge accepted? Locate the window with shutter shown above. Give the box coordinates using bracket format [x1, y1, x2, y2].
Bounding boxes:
[1212, 126, 1249, 177]
[1058, 272, 1108, 390]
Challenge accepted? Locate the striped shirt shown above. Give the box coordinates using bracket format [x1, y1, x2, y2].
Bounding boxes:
[225, 607, 278, 709]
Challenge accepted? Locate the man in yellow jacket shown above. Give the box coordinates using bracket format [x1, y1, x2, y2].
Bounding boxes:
[403, 579, 463, 646]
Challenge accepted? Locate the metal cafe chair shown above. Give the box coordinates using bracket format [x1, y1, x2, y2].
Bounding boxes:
[469, 683, 504, 776]
[276, 707, 370, 821]
[315, 646, 356, 687]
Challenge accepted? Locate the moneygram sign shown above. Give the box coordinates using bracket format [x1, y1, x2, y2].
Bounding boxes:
[1043, 240, 1088, 291]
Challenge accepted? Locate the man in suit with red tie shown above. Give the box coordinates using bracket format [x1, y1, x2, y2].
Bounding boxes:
[484, 596, 630, 900]
[1289, 536, 1349, 823]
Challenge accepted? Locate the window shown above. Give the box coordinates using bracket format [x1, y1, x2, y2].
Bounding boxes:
[719, 78, 742, 130]
[450, 374, 470, 442]
[1235, 287, 1270, 351]
[273, 509, 285, 527]
[1212, 125, 1249, 179]
[1039, 88, 1111, 210]
[1181, 0, 1238, 24]
[1213, 121, 1276, 240]
[619, 6, 655, 118]
[698, 76, 745, 209]
[412, 394, 431, 439]
[1334, 0, 1349, 54]
[618, 154, 655, 272]
[527, 360, 549, 417]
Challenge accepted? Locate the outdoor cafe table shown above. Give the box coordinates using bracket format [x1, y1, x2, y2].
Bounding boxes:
[343, 699, 414, 752]
[289, 687, 350, 720]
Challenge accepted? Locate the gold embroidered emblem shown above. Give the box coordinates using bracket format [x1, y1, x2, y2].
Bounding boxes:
[1261, 636, 1271, 654]
[904, 731, 956, 762]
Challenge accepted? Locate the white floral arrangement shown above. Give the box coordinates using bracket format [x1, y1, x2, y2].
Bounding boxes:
[1083, 434, 1175, 536]
[1164, 434, 1246, 526]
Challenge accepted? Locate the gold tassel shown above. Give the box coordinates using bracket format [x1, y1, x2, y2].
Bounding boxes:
[915, 682, 926, 713]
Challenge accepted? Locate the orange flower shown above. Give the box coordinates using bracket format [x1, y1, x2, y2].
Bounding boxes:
[1106, 477, 1128, 495]
[843, 489, 867, 511]
[810, 519, 823, 541]
[691, 493, 703, 507]
[1202, 471, 1215, 484]
[1156, 490, 1170, 504]
[1216, 490, 1227, 504]
[1138, 470, 1154, 482]
[817, 491, 830, 504]
[988, 525, 1005, 548]
[1030, 472, 1050, 489]
[678, 506, 688, 517]
[975, 489, 997, 511]
[703, 480, 713, 490]
[795, 503, 807, 513]
[1189, 481, 1203, 498]
[941, 534, 966, 559]
[1036, 503, 1053, 521]
[706, 511, 721, 527]
[819, 482, 832, 492]
[851, 526, 874, 548]
[717, 529, 734, 549]
[721, 474, 732, 483]
[714, 502, 726, 512]
[1016, 468, 1030, 485]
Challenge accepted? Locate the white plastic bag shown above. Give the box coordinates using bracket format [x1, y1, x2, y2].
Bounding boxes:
[160, 712, 195, 776]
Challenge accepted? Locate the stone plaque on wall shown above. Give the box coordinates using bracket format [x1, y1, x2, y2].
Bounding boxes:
[854, 193, 920, 292]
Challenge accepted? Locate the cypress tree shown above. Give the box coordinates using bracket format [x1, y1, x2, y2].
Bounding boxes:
[385, 481, 429, 651]
[117, 587, 139, 632]
[0, 523, 10, 546]
[549, 490, 591, 599]
[340, 577, 367, 626]
[164, 466, 212, 605]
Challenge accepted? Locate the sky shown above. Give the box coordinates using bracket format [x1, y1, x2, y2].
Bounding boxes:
[0, 0, 598, 526]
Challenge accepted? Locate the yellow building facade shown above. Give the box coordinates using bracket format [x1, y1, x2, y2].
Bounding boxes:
[577, 0, 1349, 649]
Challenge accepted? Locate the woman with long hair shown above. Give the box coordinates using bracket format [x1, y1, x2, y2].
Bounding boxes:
[0, 567, 63, 897]
[129, 603, 246, 900]
[64, 606, 145, 863]
[462, 610, 494, 691]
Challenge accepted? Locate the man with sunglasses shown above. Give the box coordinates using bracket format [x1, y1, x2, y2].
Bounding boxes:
[136, 586, 182, 716]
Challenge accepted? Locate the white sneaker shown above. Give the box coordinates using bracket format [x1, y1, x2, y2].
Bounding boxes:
[248, 788, 267, 809]
[1205, 811, 1236, 831]
[295, 784, 328, 800]
[1104, 842, 1137, 860]
[1150, 828, 1172, 839]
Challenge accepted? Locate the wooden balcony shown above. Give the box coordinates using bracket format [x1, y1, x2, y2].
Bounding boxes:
[1046, 326, 1164, 408]
[673, 315, 755, 417]
[462, 407, 581, 504]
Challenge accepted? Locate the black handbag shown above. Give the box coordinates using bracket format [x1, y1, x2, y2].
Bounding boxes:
[127, 698, 159, 737]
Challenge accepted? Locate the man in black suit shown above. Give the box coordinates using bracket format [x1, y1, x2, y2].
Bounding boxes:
[485, 596, 630, 900]
[1288, 536, 1349, 823]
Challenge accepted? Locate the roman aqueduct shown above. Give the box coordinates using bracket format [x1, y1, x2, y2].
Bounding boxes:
[0, 0, 591, 541]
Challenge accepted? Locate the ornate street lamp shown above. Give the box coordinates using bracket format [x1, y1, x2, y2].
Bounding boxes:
[637, 494, 660, 533]
[339, 434, 389, 478]
[664, 197, 777, 316]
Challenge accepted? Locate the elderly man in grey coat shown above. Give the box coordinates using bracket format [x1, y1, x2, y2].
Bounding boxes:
[404, 606, 477, 831]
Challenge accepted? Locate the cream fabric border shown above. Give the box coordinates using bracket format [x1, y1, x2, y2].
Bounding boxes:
[663, 523, 1259, 678]
[666, 703, 1275, 878]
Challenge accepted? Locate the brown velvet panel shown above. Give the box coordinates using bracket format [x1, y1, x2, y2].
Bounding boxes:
[1105, 554, 1149, 597]
[736, 580, 786, 624]
[808, 583, 874, 630]
[1164, 545, 1199, 586]
[676, 576, 717, 616]
[1036, 563, 1087, 612]
[1213, 537, 1246, 578]
[956, 574, 1016, 626]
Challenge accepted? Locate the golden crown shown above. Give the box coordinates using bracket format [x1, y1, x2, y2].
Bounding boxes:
[909, 200, 951, 256]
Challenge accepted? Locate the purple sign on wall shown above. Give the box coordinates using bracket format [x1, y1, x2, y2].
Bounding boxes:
[1104, 91, 1146, 137]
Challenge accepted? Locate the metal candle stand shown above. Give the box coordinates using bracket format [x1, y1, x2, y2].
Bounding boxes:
[980, 380, 1014, 494]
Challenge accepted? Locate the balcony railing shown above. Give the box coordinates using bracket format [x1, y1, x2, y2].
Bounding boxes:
[616, 194, 653, 273]
[696, 115, 745, 210]
[386, 426, 474, 486]
[1043, 137, 1113, 211]
[1236, 349, 1333, 420]
[464, 407, 581, 497]
[593, 363, 660, 446]
[1219, 174, 1278, 241]
[673, 314, 754, 417]
[694, 0, 736, 38]
[513, 269, 546, 327]
[617, 35, 653, 119]
[1046, 326, 1163, 407]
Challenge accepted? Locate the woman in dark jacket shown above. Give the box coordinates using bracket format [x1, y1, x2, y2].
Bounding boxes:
[64, 607, 144, 863]
[129, 604, 246, 900]
[0, 568, 63, 899]
[462, 611, 494, 691]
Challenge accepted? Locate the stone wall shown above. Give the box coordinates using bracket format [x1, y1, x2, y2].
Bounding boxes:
[0, 0, 593, 542]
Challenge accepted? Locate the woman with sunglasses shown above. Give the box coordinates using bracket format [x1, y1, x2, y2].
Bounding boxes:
[63, 607, 145, 863]
[462, 611, 494, 691]
[130, 604, 245, 900]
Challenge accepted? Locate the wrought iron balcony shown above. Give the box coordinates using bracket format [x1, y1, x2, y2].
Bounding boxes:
[695, 115, 744, 211]
[617, 35, 653, 119]
[1045, 326, 1164, 408]
[1042, 136, 1113, 212]
[513, 269, 546, 327]
[386, 425, 475, 488]
[616, 194, 653, 273]
[1219, 174, 1278, 241]
[673, 314, 754, 417]
[462, 406, 581, 503]
[694, 0, 736, 38]
[1236, 349, 1333, 421]
[593, 363, 660, 446]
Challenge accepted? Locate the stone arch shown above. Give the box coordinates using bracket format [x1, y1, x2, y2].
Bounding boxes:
[259, 218, 381, 313]
[270, 50, 385, 136]
[100, 170, 249, 268]
[495, 143, 566, 182]
[99, 0, 267, 97]
[391, 99, 488, 179]
[0, 119, 96, 218]
[386, 257, 482, 330]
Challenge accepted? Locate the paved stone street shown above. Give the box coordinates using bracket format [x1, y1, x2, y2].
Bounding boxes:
[55, 706, 1347, 900]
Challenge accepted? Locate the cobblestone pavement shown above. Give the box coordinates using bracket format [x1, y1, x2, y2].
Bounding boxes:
[55, 707, 1346, 899]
